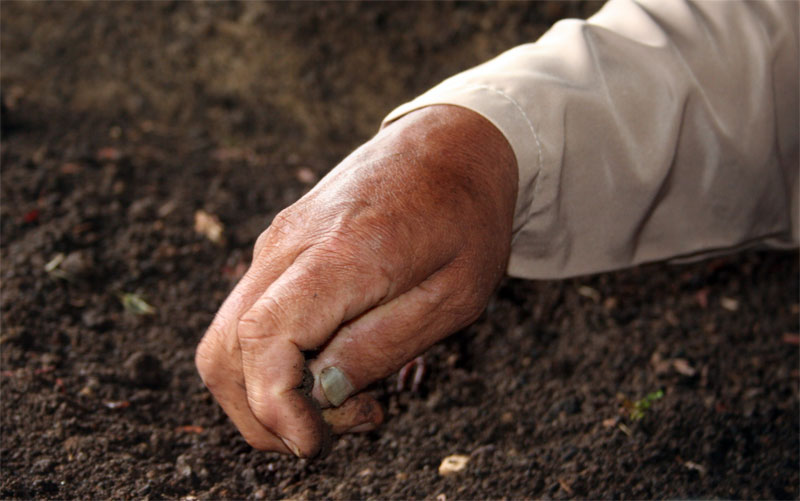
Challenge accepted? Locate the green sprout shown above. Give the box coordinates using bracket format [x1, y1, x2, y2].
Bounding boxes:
[44, 253, 71, 280]
[118, 292, 156, 315]
[626, 390, 664, 420]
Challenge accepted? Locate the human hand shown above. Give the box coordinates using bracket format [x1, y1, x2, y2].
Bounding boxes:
[195, 105, 518, 457]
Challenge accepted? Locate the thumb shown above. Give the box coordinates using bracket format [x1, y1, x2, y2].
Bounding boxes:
[309, 264, 475, 408]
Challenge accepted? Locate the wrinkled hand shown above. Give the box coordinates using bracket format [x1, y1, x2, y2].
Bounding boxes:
[195, 105, 517, 457]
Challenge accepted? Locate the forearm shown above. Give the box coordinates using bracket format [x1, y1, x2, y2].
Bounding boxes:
[384, 0, 799, 279]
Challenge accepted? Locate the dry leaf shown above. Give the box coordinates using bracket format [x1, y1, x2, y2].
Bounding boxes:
[672, 358, 697, 377]
[96, 147, 121, 162]
[683, 460, 707, 475]
[720, 297, 739, 311]
[577, 285, 601, 302]
[695, 288, 710, 309]
[176, 425, 205, 434]
[557, 478, 574, 495]
[194, 210, 224, 244]
[438, 454, 470, 476]
[782, 333, 799, 346]
[602, 417, 619, 428]
[665, 310, 680, 326]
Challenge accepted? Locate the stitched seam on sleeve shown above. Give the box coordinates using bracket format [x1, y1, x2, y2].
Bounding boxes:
[465, 84, 542, 243]
[470, 84, 543, 176]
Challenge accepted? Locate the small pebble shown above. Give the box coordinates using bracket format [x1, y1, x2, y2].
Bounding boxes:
[32, 458, 54, 473]
[124, 352, 165, 387]
[60, 250, 92, 277]
[128, 198, 153, 220]
[241, 467, 257, 485]
[175, 453, 193, 478]
[438, 454, 470, 476]
[720, 297, 739, 311]
[82, 309, 109, 329]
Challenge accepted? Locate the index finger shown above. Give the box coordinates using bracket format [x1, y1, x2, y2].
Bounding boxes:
[195, 322, 293, 453]
[196, 247, 298, 452]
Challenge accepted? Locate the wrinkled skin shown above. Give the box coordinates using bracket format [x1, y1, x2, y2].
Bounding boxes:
[195, 105, 518, 457]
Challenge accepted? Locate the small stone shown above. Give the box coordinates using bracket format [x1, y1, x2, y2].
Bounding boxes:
[128, 198, 154, 220]
[175, 453, 193, 478]
[40, 352, 61, 367]
[82, 309, 110, 329]
[32, 458, 54, 473]
[158, 200, 178, 218]
[63, 436, 82, 453]
[546, 396, 582, 420]
[241, 467, 257, 485]
[438, 454, 470, 476]
[59, 250, 92, 277]
[137, 482, 152, 496]
[124, 352, 165, 387]
[603, 296, 618, 309]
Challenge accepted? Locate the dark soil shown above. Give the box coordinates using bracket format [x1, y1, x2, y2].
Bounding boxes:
[2, 2, 797, 499]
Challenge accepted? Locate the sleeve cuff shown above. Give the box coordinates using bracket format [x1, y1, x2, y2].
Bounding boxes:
[381, 84, 541, 237]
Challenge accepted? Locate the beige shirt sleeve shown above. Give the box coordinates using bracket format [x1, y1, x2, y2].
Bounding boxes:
[382, 0, 799, 280]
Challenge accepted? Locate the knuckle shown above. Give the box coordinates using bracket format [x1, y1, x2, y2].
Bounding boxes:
[194, 333, 223, 388]
[252, 229, 272, 257]
[236, 314, 265, 344]
[236, 300, 283, 343]
[254, 207, 302, 257]
[269, 208, 301, 239]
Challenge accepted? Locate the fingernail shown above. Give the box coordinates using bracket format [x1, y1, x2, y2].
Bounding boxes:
[279, 436, 303, 458]
[319, 366, 354, 407]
